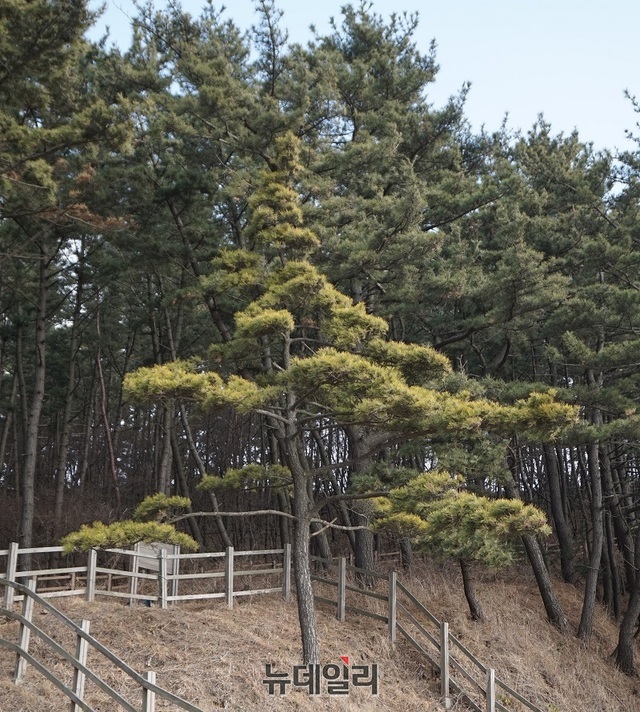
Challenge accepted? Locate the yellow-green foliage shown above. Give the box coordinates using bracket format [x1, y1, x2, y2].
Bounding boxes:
[124, 361, 265, 414]
[486, 390, 578, 441]
[363, 338, 452, 384]
[413, 492, 550, 567]
[245, 133, 319, 252]
[124, 359, 221, 403]
[285, 348, 403, 411]
[322, 302, 388, 350]
[376, 470, 551, 568]
[196, 464, 292, 492]
[133, 494, 191, 521]
[61, 521, 198, 554]
[355, 383, 490, 434]
[201, 248, 265, 296]
[234, 308, 295, 339]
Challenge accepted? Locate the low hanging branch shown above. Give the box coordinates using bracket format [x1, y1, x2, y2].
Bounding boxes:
[168, 509, 372, 532]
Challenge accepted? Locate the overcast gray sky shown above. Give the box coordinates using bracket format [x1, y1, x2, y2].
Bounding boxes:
[90, 0, 640, 153]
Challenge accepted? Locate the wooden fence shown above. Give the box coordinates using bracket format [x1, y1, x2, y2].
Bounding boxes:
[0, 542, 291, 610]
[0, 576, 203, 711]
[310, 555, 542, 712]
[1, 542, 541, 712]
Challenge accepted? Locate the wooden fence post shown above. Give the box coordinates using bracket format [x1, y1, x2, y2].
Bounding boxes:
[4, 541, 18, 609]
[169, 544, 180, 600]
[486, 668, 496, 712]
[337, 557, 346, 622]
[225, 547, 234, 609]
[440, 621, 451, 710]
[72, 619, 91, 712]
[14, 577, 36, 682]
[142, 670, 156, 712]
[282, 544, 291, 602]
[388, 571, 397, 643]
[130, 545, 140, 606]
[86, 549, 96, 602]
[158, 549, 168, 610]
[4, 541, 20, 610]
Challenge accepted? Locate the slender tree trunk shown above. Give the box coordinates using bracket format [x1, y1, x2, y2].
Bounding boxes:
[0, 371, 17, 487]
[505, 464, 569, 631]
[522, 534, 569, 631]
[170, 430, 204, 547]
[578, 435, 604, 640]
[544, 444, 575, 583]
[615, 528, 640, 674]
[19, 246, 49, 559]
[460, 559, 485, 621]
[95, 309, 121, 508]
[53, 263, 84, 540]
[157, 402, 174, 495]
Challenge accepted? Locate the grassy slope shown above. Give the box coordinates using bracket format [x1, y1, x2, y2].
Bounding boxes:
[1, 562, 639, 711]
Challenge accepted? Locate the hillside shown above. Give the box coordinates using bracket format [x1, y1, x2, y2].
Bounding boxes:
[1, 563, 638, 711]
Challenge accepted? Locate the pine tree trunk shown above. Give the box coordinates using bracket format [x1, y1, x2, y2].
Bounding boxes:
[53, 263, 84, 540]
[178, 403, 233, 548]
[615, 528, 640, 674]
[399, 536, 414, 570]
[544, 444, 575, 583]
[460, 559, 484, 621]
[578, 436, 604, 640]
[505, 461, 569, 632]
[19, 246, 49, 561]
[291, 464, 319, 664]
[522, 534, 569, 631]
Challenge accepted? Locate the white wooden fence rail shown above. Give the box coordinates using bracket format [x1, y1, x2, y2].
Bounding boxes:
[0, 542, 541, 711]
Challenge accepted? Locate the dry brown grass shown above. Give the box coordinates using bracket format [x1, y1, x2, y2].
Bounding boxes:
[1, 560, 639, 711]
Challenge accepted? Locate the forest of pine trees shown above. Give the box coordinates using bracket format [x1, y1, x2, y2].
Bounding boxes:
[4, 0, 640, 674]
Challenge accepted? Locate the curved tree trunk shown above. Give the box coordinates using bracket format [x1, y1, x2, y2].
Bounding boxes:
[504, 462, 569, 632]
[460, 559, 484, 621]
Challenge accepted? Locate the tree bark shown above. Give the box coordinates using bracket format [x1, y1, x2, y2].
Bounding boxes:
[19, 245, 49, 559]
[290, 457, 319, 664]
[615, 528, 640, 674]
[504, 465, 569, 631]
[578, 436, 604, 640]
[53, 261, 84, 540]
[544, 444, 575, 583]
[460, 559, 484, 621]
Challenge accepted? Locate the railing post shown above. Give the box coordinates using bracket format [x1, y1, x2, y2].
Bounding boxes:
[130, 544, 140, 606]
[282, 543, 291, 602]
[14, 577, 36, 682]
[337, 557, 346, 622]
[486, 668, 496, 712]
[388, 571, 397, 644]
[225, 546, 234, 609]
[86, 549, 96, 602]
[169, 544, 180, 600]
[440, 621, 451, 709]
[4, 541, 18, 609]
[158, 549, 168, 610]
[71, 619, 90, 712]
[142, 670, 156, 712]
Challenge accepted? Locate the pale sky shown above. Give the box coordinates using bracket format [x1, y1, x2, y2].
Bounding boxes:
[90, 0, 640, 154]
